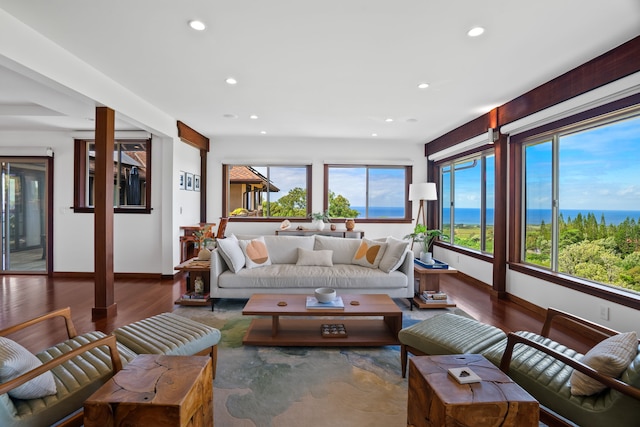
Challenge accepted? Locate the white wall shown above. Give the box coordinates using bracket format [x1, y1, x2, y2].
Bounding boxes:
[206, 135, 428, 241]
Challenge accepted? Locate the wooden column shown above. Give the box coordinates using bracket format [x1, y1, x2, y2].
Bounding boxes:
[492, 130, 508, 299]
[92, 107, 117, 320]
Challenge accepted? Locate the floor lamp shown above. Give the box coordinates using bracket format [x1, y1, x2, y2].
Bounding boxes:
[408, 182, 438, 248]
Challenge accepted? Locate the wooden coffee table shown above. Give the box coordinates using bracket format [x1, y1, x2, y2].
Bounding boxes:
[242, 293, 402, 346]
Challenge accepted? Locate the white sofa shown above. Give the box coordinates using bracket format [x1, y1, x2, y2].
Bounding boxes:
[210, 234, 414, 300]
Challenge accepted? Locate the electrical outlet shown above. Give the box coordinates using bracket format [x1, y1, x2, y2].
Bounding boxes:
[599, 305, 610, 321]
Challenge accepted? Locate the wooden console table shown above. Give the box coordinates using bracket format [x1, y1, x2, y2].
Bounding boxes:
[407, 354, 538, 427]
[275, 229, 364, 238]
[84, 355, 213, 427]
[412, 262, 458, 309]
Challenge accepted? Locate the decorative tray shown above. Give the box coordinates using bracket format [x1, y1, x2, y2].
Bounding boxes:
[414, 258, 449, 269]
[321, 323, 348, 338]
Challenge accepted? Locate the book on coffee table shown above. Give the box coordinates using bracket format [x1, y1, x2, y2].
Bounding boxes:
[305, 296, 345, 309]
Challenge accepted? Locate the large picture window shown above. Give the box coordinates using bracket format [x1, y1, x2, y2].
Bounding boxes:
[325, 165, 411, 221]
[74, 139, 151, 213]
[440, 153, 494, 253]
[223, 164, 311, 219]
[521, 110, 640, 295]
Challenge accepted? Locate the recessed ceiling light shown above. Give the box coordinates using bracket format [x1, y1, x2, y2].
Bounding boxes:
[260, 131, 267, 135]
[225, 77, 237, 85]
[188, 20, 206, 31]
[250, 115, 258, 119]
[417, 83, 429, 89]
[372, 133, 378, 137]
[385, 118, 394, 123]
[467, 27, 485, 37]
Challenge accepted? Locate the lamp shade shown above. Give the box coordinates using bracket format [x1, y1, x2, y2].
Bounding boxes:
[409, 182, 437, 201]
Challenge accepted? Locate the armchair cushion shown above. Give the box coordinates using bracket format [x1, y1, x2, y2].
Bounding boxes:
[570, 331, 638, 396]
[0, 337, 56, 399]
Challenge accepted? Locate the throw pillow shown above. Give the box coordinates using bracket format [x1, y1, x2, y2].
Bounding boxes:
[296, 248, 334, 266]
[352, 238, 388, 269]
[217, 234, 246, 273]
[239, 236, 272, 269]
[0, 336, 57, 399]
[570, 331, 638, 396]
[378, 236, 410, 273]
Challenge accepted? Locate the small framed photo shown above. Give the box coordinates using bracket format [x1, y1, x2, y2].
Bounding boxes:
[179, 171, 185, 190]
[185, 172, 194, 191]
[194, 175, 201, 192]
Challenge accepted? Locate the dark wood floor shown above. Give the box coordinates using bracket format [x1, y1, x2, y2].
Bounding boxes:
[0, 271, 595, 355]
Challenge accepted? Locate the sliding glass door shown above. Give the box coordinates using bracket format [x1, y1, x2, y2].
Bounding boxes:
[1, 159, 48, 272]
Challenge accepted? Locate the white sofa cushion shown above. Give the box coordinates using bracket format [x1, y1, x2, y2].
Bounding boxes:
[313, 235, 361, 264]
[296, 248, 333, 266]
[239, 236, 272, 269]
[218, 264, 409, 289]
[379, 236, 410, 273]
[217, 234, 246, 273]
[263, 235, 315, 264]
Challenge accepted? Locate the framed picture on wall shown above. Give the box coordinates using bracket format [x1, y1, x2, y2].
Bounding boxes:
[194, 175, 201, 192]
[179, 171, 185, 190]
[185, 172, 194, 191]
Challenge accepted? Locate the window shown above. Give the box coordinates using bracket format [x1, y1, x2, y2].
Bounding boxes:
[521, 110, 640, 296]
[440, 152, 494, 253]
[223, 164, 311, 218]
[74, 139, 151, 213]
[325, 165, 411, 221]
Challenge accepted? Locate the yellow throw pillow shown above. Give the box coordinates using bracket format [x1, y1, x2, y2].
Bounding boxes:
[352, 238, 387, 269]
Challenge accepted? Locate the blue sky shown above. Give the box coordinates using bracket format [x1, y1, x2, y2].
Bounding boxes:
[527, 114, 640, 211]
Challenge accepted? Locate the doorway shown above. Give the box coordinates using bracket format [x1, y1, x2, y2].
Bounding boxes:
[1, 158, 50, 273]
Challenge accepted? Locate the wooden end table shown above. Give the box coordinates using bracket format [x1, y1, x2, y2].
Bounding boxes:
[412, 262, 458, 309]
[242, 293, 402, 347]
[84, 354, 213, 427]
[407, 354, 538, 427]
[174, 257, 212, 310]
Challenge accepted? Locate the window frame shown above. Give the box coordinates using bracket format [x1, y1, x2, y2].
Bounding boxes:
[323, 164, 413, 224]
[222, 164, 312, 222]
[437, 150, 495, 254]
[73, 138, 152, 214]
[509, 97, 640, 308]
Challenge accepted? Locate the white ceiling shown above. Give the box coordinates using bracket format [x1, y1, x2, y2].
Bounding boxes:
[0, 1, 639, 144]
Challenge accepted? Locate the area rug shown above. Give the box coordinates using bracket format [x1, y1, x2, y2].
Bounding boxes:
[173, 298, 464, 427]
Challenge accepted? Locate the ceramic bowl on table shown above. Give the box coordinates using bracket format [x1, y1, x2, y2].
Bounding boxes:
[315, 287, 337, 303]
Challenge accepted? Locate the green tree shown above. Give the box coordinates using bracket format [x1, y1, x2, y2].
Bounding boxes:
[327, 191, 360, 218]
[263, 187, 307, 217]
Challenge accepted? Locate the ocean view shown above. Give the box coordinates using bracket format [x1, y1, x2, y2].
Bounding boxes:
[352, 206, 640, 226]
[443, 208, 640, 226]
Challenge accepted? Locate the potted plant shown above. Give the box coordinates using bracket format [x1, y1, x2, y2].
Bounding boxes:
[404, 224, 447, 264]
[192, 225, 215, 259]
[310, 210, 330, 231]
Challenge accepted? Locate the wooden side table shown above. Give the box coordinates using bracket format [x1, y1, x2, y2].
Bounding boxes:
[412, 262, 458, 309]
[175, 257, 212, 310]
[84, 355, 213, 427]
[407, 354, 538, 427]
